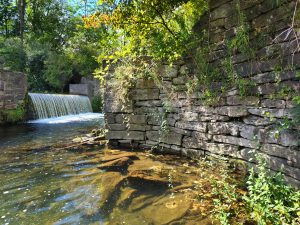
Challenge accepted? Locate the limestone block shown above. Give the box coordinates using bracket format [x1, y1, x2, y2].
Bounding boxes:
[226, 96, 260, 106]
[172, 76, 187, 85]
[115, 114, 146, 124]
[131, 89, 160, 100]
[243, 115, 274, 126]
[104, 100, 133, 113]
[159, 65, 178, 79]
[198, 115, 230, 122]
[175, 121, 207, 132]
[180, 112, 199, 121]
[181, 148, 205, 158]
[260, 144, 300, 168]
[240, 125, 259, 140]
[128, 124, 151, 131]
[193, 106, 214, 115]
[251, 71, 296, 84]
[106, 131, 145, 141]
[169, 127, 192, 136]
[146, 131, 182, 146]
[257, 128, 279, 144]
[208, 122, 239, 136]
[216, 106, 248, 117]
[256, 83, 278, 95]
[248, 108, 292, 118]
[135, 100, 162, 107]
[105, 113, 115, 124]
[261, 99, 285, 108]
[107, 124, 127, 131]
[192, 131, 212, 141]
[279, 130, 299, 147]
[135, 79, 157, 89]
[182, 136, 206, 149]
[213, 135, 259, 149]
[205, 143, 239, 156]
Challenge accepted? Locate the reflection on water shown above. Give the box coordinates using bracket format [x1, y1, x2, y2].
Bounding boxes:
[0, 147, 106, 225]
[0, 113, 105, 225]
[0, 113, 104, 150]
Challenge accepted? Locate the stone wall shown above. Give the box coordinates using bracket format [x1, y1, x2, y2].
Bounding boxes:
[104, 0, 300, 186]
[69, 77, 102, 99]
[0, 70, 27, 123]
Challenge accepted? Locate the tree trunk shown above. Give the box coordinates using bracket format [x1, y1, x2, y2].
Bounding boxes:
[18, 0, 25, 46]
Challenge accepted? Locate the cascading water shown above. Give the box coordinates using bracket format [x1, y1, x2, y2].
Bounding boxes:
[29, 93, 93, 119]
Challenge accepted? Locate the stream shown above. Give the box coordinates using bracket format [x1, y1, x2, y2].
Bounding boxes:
[0, 113, 106, 225]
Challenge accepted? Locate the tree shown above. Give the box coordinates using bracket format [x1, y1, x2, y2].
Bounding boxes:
[17, 0, 26, 46]
[84, 0, 208, 67]
[0, 0, 17, 37]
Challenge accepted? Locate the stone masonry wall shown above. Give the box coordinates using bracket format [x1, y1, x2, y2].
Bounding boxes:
[0, 70, 27, 123]
[105, 0, 300, 186]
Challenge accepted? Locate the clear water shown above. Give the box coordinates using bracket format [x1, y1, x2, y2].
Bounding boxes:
[0, 113, 105, 225]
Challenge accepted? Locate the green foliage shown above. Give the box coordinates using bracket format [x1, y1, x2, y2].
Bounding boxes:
[85, 0, 208, 77]
[0, 0, 17, 37]
[91, 95, 103, 112]
[0, 104, 26, 123]
[0, 0, 101, 93]
[0, 37, 27, 71]
[44, 52, 73, 92]
[244, 154, 300, 225]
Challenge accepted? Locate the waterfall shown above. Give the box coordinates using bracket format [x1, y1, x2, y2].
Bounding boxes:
[29, 93, 93, 119]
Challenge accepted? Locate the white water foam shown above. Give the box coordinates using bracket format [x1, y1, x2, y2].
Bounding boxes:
[28, 113, 104, 124]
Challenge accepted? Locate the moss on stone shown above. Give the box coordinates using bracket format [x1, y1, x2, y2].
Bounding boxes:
[0, 104, 26, 124]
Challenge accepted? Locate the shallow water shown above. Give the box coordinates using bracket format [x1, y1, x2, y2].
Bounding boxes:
[0, 113, 106, 225]
[0, 113, 244, 225]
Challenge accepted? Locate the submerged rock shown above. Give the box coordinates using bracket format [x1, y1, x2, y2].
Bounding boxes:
[98, 157, 133, 170]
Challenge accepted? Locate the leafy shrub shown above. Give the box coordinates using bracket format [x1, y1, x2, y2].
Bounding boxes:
[91, 95, 103, 112]
[0, 104, 26, 123]
[244, 155, 300, 225]
[43, 52, 73, 92]
[0, 37, 26, 72]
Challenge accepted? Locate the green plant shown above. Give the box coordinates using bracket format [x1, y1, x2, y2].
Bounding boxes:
[244, 154, 300, 225]
[0, 104, 26, 123]
[91, 95, 103, 112]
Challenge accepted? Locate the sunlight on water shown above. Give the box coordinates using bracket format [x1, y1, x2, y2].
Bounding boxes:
[27, 113, 104, 124]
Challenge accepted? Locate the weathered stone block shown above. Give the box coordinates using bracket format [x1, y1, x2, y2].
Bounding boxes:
[227, 96, 260, 106]
[180, 112, 199, 121]
[182, 136, 206, 149]
[251, 71, 296, 84]
[248, 108, 292, 118]
[146, 131, 182, 146]
[181, 148, 205, 158]
[131, 89, 160, 100]
[243, 115, 274, 126]
[261, 99, 285, 108]
[135, 100, 162, 107]
[192, 131, 212, 141]
[106, 131, 145, 141]
[208, 122, 239, 136]
[216, 106, 248, 117]
[173, 76, 187, 85]
[115, 114, 146, 124]
[107, 124, 127, 131]
[205, 143, 239, 156]
[240, 125, 259, 140]
[279, 130, 299, 147]
[175, 121, 207, 132]
[213, 135, 259, 149]
[158, 65, 178, 78]
[135, 79, 157, 89]
[104, 100, 133, 113]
